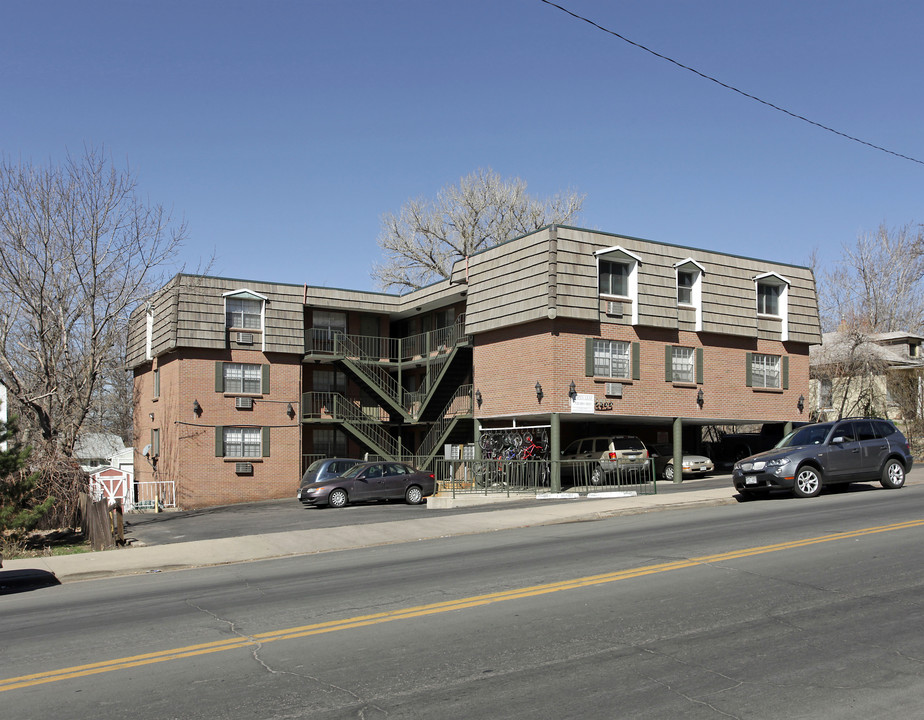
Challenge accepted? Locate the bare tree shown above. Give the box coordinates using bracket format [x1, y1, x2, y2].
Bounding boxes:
[811, 329, 891, 420]
[372, 168, 585, 290]
[0, 148, 186, 455]
[817, 223, 924, 333]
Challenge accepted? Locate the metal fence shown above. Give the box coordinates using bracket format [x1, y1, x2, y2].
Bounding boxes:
[426, 457, 657, 497]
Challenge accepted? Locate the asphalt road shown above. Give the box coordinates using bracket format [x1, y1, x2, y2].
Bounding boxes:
[3, 481, 924, 718]
[123, 474, 735, 546]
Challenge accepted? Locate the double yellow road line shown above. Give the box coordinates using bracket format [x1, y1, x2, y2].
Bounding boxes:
[4, 517, 923, 693]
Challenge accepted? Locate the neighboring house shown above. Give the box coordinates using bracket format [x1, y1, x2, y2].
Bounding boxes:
[109, 446, 135, 474]
[809, 331, 924, 423]
[127, 225, 821, 509]
[73, 433, 126, 472]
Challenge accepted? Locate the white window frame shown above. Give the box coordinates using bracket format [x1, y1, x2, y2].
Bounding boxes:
[671, 346, 695, 384]
[223, 427, 262, 458]
[224, 363, 262, 394]
[752, 353, 781, 389]
[595, 246, 642, 325]
[594, 339, 631, 379]
[754, 272, 790, 341]
[673, 258, 705, 331]
[223, 289, 268, 350]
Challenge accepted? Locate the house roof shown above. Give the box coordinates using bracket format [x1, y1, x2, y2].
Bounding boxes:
[811, 332, 924, 369]
[73, 433, 126, 460]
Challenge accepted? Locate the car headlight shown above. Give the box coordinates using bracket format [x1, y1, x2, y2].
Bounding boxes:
[764, 458, 789, 468]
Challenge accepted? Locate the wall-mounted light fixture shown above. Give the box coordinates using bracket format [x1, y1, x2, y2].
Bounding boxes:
[535, 381, 543, 402]
[475, 389, 482, 408]
[568, 380, 577, 401]
[696, 388, 704, 408]
[797, 394, 805, 413]
[149, 412, 155, 421]
[286, 402, 296, 419]
[193, 399, 202, 417]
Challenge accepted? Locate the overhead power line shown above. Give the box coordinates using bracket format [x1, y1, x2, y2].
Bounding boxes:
[540, 0, 924, 166]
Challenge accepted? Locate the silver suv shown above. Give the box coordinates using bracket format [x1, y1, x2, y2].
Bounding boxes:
[732, 418, 913, 498]
[561, 435, 650, 485]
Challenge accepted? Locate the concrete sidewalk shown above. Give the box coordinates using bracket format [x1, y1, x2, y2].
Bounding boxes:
[1, 484, 736, 586]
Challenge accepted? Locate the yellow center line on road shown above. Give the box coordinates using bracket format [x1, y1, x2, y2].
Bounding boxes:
[4, 517, 924, 693]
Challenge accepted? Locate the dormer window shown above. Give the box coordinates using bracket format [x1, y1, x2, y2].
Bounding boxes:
[596, 246, 642, 325]
[754, 272, 790, 341]
[673, 259, 705, 331]
[223, 290, 266, 331]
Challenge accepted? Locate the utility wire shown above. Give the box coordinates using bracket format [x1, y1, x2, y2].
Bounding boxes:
[540, 0, 924, 166]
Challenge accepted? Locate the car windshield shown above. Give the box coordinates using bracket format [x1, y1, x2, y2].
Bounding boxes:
[776, 424, 832, 448]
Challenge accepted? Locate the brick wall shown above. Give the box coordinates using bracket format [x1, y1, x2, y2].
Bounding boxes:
[134, 348, 302, 509]
[473, 318, 810, 429]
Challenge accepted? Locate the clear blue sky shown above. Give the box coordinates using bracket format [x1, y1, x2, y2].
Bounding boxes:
[3, 1, 922, 291]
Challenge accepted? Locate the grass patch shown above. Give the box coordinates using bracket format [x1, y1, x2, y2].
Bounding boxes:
[3, 529, 92, 561]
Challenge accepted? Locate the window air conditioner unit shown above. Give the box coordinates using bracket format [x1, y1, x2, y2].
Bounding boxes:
[235, 462, 253, 474]
[605, 302, 622, 317]
[605, 382, 623, 398]
[236, 332, 254, 345]
[235, 396, 253, 410]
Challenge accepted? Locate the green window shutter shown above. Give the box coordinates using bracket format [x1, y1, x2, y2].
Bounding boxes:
[215, 426, 224, 457]
[632, 342, 640, 381]
[262, 364, 270, 394]
[585, 338, 595, 377]
[664, 346, 673, 382]
[782, 356, 789, 390]
[262, 427, 271, 457]
[696, 348, 704, 385]
[745, 352, 753, 387]
[215, 362, 224, 392]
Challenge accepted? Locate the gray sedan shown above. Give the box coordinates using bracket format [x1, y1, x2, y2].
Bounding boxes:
[297, 461, 436, 508]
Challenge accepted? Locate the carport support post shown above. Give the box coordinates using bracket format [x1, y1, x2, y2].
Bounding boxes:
[672, 417, 683, 484]
[783, 421, 793, 437]
[550, 413, 561, 492]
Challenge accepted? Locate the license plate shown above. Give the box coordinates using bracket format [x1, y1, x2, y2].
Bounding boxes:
[745, 477, 758, 485]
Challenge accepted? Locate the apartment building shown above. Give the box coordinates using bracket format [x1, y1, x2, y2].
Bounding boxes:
[127, 225, 821, 508]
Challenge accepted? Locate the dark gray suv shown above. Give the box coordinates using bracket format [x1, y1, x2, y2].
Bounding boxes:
[732, 418, 913, 498]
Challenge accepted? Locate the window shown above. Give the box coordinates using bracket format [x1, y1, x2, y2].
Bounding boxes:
[314, 428, 347, 456]
[671, 347, 695, 383]
[594, 339, 631, 378]
[224, 363, 262, 394]
[226, 297, 262, 329]
[313, 310, 347, 336]
[819, 378, 833, 408]
[153, 368, 160, 398]
[599, 261, 629, 297]
[223, 427, 262, 457]
[677, 271, 695, 305]
[751, 353, 781, 389]
[151, 428, 160, 457]
[757, 283, 780, 316]
[314, 369, 347, 394]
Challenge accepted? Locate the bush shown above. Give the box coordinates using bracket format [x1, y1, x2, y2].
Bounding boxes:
[0, 417, 58, 558]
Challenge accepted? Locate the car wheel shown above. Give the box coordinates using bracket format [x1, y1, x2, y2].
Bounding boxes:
[792, 466, 822, 498]
[328, 488, 348, 508]
[405, 485, 423, 505]
[663, 463, 674, 481]
[590, 465, 604, 486]
[880, 459, 906, 489]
